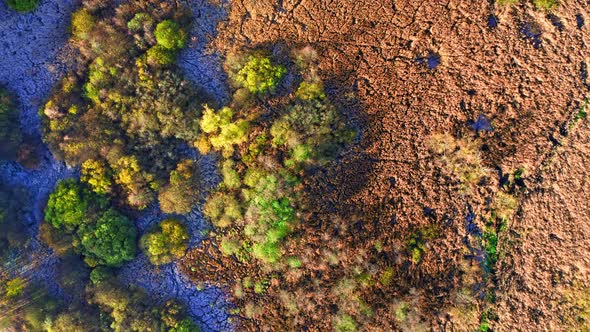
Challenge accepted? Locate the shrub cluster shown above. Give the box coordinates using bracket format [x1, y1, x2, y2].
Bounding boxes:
[199, 51, 354, 265]
[42, 1, 202, 212]
[43, 179, 137, 267]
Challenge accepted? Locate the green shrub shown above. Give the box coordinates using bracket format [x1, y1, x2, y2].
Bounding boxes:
[147, 45, 177, 66]
[234, 55, 286, 93]
[203, 192, 242, 228]
[296, 81, 325, 100]
[90, 266, 114, 284]
[77, 208, 137, 267]
[127, 12, 152, 31]
[5, 277, 26, 298]
[81, 159, 112, 194]
[4, 0, 39, 12]
[71, 8, 95, 40]
[334, 314, 357, 332]
[140, 219, 189, 265]
[44, 179, 92, 232]
[533, 0, 558, 9]
[155, 20, 186, 50]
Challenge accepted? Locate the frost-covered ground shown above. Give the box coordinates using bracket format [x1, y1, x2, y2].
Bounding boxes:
[0, 0, 233, 330]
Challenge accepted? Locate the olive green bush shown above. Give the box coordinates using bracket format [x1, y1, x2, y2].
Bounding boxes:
[230, 54, 286, 94]
[140, 218, 189, 265]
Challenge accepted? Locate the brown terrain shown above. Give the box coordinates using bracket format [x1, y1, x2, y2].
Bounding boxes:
[182, 0, 590, 330]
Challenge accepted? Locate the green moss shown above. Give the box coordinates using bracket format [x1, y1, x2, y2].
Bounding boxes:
[4, 0, 39, 12]
[533, 0, 558, 9]
[334, 314, 357, 332]
[287, 256, 302, 268]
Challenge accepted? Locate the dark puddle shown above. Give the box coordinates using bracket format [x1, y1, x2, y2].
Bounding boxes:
[416, 52, 441, 69]
[520, 22, 542, 49]
[488, 14, 498, 29]
[469, 114, 494, 133]
[548, 14, 564, 31]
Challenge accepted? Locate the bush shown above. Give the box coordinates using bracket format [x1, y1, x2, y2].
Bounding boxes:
[158, 160, 201, 214]
[71, 8, 95, 40]
[147, 45, 177, 66]
[81, 159, 112, 194]
[5, 278, 26, 298]
[77, 208, 137, 267]
[44, 179, 91, 232]
[4, 0, 39, 12]
[234, 55, 286, 93]
[140, 219, 189, 265]
[155, 20, 187, 50]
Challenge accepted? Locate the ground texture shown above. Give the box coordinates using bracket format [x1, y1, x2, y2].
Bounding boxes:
[200, 0, 590, 330]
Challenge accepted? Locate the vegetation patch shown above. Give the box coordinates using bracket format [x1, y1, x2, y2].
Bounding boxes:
[42, 1, 203, 212]
[4, 0, 39, 12]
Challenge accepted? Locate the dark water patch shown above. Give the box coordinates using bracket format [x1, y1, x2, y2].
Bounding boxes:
[469, 114, 494, 133]
[548, 14, 564, 31]
[416, 52, 441, 69]
[488, 14, 498, 29]
[520, 22, 542, 49]
[576, 14, 585, 29]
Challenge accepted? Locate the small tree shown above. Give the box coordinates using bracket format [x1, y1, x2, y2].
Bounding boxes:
[44, 179, 91, 232]
[234, 55, 286, 94]
[71, 8, 95, 40]
[140, 219, 189, 265]
[154, 20, 186, 50]
[77, 208, 137, 267]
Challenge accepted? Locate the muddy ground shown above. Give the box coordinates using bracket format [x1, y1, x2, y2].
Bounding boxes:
[204, 0, 590, 330]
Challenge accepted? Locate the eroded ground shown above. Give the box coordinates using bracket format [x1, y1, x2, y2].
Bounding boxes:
[197, 0, 590, 330]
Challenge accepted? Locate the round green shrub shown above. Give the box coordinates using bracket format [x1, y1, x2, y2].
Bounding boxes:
[154, 20, 186, 50]
[4, 0, 39, 12]
[235, 55, 286, 94]
[77, 208, 137, 267]
[44, 179, 90, 232]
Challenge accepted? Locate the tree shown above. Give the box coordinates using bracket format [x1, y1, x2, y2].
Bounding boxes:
[158, 160, 201, 214]
[140, 219, 188, 265]
[155, 20, 186, 50]
[81, 159, 112, 194]
[234, 55, 286, 93]
[44, 179, 91, 232]
[71, 8, 95, 40]
[77, 208, 137, 267]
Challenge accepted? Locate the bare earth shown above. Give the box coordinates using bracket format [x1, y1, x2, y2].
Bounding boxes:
[204, 0, 590, 330]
